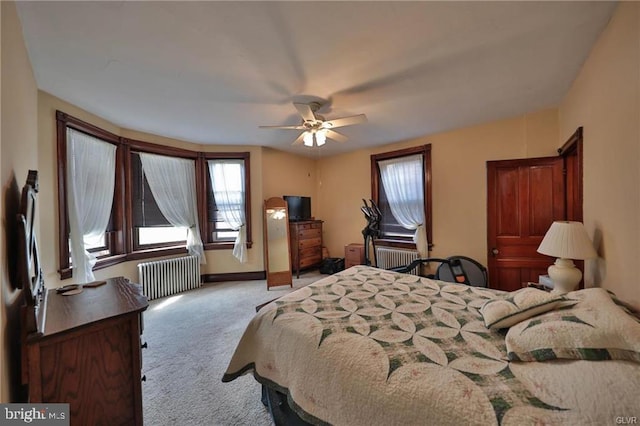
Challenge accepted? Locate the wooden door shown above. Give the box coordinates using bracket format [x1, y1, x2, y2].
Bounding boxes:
[487, 157, 565, 291]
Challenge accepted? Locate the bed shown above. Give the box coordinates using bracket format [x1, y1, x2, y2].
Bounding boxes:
[223, 265, 640, 425]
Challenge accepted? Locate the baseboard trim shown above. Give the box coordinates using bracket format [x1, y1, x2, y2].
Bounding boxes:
[202, 271, 266, 283]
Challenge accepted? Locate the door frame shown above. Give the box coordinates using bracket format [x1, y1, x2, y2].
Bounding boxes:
[558, 127, 584, 222]
[486, 155, 565, 290]
[485, 127, 584, 289]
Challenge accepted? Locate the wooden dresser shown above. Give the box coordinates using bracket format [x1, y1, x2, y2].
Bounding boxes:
[289, 220, 323, 278]
[345, 243, 366, 268]
[23, 277, 148, 425]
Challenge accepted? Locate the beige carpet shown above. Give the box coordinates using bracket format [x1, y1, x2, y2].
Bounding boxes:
[142, 271, 323, 426]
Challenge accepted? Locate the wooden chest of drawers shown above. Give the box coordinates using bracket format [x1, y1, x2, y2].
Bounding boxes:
[23, 277, 148, 425]
[289, 220, 323, 278]
[345, 243, 366, 268]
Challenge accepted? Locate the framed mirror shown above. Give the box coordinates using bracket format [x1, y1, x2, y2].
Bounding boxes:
[264, 197, 292, 289]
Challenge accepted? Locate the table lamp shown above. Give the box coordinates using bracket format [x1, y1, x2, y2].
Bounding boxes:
[537, 221, 597, 294]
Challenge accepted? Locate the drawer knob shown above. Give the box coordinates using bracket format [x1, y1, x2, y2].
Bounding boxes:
[141, 375, 147, 382]
[141, 341, 148, 349]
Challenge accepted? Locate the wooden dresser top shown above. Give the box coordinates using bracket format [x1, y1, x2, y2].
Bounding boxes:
[39, 277, 148, 338]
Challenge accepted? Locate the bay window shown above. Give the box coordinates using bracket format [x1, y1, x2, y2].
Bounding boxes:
[56, 110, 251, 279]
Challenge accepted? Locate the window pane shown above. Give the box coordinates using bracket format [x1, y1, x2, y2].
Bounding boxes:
[379, 184, 414, 238]
[138, 227, 187, 246]
[68, 235, 110, 264]
[84, 233, 106, 250]
[372, 146, 430, 244]
[131, 152, 171, 228]
[215, 230, 239, 240]
[207, 159, 246, 243]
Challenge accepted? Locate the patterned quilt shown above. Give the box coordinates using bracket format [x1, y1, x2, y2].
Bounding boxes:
[223, 266, 640, 425]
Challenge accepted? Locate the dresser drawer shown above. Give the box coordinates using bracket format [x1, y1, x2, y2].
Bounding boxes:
[299, 237, 321, 249]
[346, 246, 362, 256]
[299, 228, 321, 239]
[290, 220, 323, 277]
[300, 246, 321, 259]
[295, 222, 321, 230]
[299, 255, 322, 269]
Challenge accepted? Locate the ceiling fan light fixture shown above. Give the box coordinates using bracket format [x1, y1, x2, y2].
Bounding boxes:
[261, 100, 367, 148]
[303, 131, 314, 147]
[316, 129, 327, 146]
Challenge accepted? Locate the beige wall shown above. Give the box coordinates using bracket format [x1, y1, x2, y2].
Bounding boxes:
[559, 2, 640, 310]
[262, 147, 318, 212]
[317, 150, 371, 258]
[1, 0, 38, 402]
[318, 108, 559, 266]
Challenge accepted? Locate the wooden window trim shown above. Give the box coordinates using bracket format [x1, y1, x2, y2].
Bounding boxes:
[370, 144, 433, 250]
[56, 111, 125, 278]
[201, 152, 253, 248]
[56, 110, 253, 279]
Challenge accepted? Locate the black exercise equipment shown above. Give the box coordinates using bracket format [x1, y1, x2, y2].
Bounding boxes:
[389, 255, 488, 287]
[360, 199, 382, 266]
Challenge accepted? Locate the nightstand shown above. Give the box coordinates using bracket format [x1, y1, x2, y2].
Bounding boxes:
[345, 243, 365, 268]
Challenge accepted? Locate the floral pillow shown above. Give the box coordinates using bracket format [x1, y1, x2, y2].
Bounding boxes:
[506, 288, 640, 363]
[480, 287, 563, 329]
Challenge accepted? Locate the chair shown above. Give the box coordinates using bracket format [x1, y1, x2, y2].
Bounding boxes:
[389, 255, 488, 287]
[435, 256, 488, 287]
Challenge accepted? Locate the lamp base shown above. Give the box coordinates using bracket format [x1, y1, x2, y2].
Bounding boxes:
[548, 258, 582, 294]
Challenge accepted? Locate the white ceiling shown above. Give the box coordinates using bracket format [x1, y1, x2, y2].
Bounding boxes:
[17, 1, 616, 157]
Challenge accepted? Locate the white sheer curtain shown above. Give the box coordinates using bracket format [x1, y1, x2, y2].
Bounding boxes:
[66, 128, 116, 283]
[379, 154, 428, 256]
[208, 159, 247, 263]
[139, 153, 206, 263]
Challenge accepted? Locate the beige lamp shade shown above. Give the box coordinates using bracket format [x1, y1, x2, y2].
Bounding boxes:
[537, 221, 597, 260]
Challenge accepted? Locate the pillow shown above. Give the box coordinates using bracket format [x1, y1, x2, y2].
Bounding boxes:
[506, 288, 640, 363]
[480, 287, 563, 329]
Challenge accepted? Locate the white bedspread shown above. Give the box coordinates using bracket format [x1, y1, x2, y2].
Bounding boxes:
[223, 266, 640, 425]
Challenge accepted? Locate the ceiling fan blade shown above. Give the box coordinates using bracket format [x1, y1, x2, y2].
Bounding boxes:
[324, 114, 367, 128]
[259, 125, 306, 130]
[325, 129, 348, 143]
[291, 132, 306, 146]
[293, 103, 316, 122]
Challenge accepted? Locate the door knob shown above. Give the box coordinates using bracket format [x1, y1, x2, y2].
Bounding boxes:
[491, 248, 499, 256]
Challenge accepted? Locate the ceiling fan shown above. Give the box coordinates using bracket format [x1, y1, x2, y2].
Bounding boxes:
[260, 101, 367, 147]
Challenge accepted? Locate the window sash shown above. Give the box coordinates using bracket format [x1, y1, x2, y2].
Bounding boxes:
[131, 152, 171, 228]
[136, 226, 188, 247]
[371, 144, 432, 247]
[57, 115, 122, 278]
[206, 160, 246, 243]
[378, 182, 415, 239]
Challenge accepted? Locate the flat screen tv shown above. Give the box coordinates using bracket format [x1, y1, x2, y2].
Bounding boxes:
[283, 195, 311, 221]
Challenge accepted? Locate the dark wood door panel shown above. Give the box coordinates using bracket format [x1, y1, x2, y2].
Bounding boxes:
[495, 268, 522, 292]
[487, 156, 565, 291]
[527, 164, 565, 236]
[496, 167, 520, 236]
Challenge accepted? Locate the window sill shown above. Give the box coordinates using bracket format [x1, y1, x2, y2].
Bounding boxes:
[376, 239, 434, 251]
[204, 241, 253, 250]
[127, 246, 188, 261]
[59, 247, 187, 280]
[375, 239, 416, 249]
[58, 241, 254, 279]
